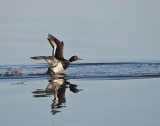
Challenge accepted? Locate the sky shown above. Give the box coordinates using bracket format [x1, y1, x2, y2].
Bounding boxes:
[0, 0, 160, 64]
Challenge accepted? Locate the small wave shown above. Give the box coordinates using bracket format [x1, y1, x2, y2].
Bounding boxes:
[0, 63, 160, 80]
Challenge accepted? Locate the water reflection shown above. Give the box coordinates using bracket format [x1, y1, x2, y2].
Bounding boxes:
[32, 74, 83, 115]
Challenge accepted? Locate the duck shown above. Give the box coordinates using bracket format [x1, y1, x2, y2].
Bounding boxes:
[31, 34, 82, 74]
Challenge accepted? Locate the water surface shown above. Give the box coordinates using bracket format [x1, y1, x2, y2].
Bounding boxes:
[0, 63, 160, 126]
[0, 62, 160, 80]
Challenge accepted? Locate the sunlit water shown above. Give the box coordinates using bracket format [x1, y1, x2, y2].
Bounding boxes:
[0, 62, 160, 80]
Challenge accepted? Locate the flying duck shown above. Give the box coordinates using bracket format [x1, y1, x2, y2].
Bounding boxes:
[31, 34, 82, 74]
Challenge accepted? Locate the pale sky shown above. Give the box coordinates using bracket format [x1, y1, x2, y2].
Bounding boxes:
[0, 0, 160, 64]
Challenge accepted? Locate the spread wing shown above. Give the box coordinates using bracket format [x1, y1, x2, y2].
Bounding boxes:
[47, 34, 64, 60]
[31, 56, 59, 67]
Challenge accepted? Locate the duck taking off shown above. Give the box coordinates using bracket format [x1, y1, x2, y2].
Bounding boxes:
[31, 34, 82, 74]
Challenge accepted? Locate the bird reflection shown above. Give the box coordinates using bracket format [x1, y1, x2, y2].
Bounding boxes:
[32, 74, 83, 115]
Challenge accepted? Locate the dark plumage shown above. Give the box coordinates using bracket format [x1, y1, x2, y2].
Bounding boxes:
[31, 34, 82, 74]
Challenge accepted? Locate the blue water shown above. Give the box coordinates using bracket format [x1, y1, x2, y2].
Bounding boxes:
[0, 62, 160, 80]
[1, 1, 160, 125]
[1, 62, 160, 126]
[1, 0, 160, 65]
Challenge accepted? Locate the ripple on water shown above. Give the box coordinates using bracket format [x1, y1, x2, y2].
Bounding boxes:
[0, 63, 160, 80]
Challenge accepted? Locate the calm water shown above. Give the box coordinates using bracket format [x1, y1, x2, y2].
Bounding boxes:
[0, 63, 160, 126]
[1, 0, 160, 125]
[1, 0, 160, 64]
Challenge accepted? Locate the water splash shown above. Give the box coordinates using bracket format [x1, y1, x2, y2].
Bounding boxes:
[0, 63, 48, 79]
[2, 65, 24, 76]
[0, 63, 160, 80]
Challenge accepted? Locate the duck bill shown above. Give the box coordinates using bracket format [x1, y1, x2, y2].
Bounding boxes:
[78, 58, 82, 60]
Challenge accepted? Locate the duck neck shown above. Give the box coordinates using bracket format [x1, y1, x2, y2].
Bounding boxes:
[69, 57, 74, 62]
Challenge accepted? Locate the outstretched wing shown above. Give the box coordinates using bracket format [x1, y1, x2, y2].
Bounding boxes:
[31, 56, 59, 67]
[47, 34, 64, 60]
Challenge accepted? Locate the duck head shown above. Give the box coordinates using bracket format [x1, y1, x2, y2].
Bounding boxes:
[69, 56, 82, 62]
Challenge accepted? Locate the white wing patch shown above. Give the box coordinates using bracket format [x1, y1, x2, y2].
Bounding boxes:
[52, 43, 57, 56]
[49, 39, 57, 56]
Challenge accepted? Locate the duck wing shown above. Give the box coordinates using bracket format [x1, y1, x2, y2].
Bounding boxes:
[31, 56, 59, 68]
[47, 34, 64, 60]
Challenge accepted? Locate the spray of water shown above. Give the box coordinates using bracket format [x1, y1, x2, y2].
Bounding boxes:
[2, 65, 24, 76]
